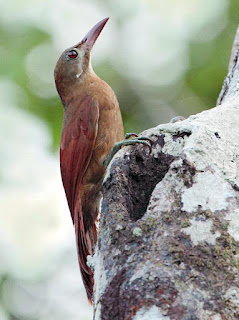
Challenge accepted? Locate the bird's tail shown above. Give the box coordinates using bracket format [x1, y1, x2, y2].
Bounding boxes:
[74, 200, 97, 303]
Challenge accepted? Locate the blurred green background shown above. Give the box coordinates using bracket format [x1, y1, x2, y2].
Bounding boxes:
[0, 0, 238, 319]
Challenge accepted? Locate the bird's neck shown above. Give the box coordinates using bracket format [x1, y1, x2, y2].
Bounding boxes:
[57, 69, 98, 107]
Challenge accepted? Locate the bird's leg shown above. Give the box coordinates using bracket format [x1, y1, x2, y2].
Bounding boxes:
[103, 135, 152, 169]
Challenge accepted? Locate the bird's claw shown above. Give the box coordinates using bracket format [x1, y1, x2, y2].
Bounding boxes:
[124, 132, 138, 140]
[125, 133, 152, 149]
[126, 138, 152, 154]
[137, 137, 153, 153]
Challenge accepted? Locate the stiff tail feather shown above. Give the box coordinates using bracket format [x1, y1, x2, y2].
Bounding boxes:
[74, 202, 97, 303]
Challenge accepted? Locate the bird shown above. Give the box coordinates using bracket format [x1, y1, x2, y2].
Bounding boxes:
[54, 17, 151, 303]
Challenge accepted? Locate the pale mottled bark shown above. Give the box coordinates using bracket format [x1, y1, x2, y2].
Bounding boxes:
[92, 28, 239, 320]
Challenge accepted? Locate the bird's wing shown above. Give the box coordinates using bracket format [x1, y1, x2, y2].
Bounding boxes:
[60, 94, 99, 220]
[60, 95, 99, 302]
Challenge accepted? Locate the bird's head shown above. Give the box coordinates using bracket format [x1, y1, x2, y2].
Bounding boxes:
[54, 17, 109, 99]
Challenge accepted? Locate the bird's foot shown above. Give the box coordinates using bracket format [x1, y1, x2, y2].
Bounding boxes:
[103, 135, 152, 169]
[170, 116, 185, 123]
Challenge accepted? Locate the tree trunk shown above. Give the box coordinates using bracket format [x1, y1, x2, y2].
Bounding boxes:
[92, 27, 239, 320]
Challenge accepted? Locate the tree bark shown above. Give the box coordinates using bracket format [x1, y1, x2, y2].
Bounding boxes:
[92, 28, 239, 320]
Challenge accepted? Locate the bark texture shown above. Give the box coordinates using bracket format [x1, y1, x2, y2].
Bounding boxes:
[92, 28, 239, 320]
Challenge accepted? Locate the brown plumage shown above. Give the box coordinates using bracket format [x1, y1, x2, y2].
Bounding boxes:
[54, 18, 124, 302]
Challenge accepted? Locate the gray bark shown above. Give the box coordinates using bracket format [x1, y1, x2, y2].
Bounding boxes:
[91, 28, 239, 320]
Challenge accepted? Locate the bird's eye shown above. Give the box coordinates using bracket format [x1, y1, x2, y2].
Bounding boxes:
[67, 50, 78, 59]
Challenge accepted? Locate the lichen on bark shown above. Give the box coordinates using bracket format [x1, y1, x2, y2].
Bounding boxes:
[93, 27, 239, 320]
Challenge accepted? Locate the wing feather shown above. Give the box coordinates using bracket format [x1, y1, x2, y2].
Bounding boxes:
[60, 95, 99, 219]
[60, 94, 99, 302]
